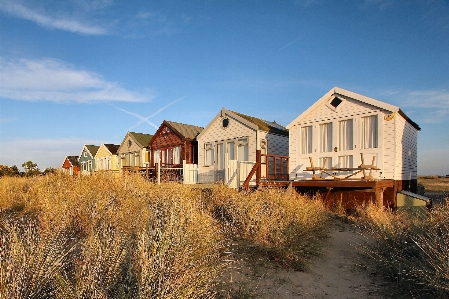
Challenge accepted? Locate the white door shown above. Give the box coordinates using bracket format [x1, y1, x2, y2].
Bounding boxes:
[215, 142, 225, 182]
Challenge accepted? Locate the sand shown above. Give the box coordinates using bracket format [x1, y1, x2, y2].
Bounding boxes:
[218, 220, 384, 298]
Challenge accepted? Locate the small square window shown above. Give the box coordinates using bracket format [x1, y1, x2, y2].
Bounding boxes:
[330, 97, 342, 108]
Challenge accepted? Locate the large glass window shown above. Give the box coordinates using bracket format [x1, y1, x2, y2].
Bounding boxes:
[153, 150, 160, 166]
[173, 146, 181, 164]
[238, 138, 249, 161]
[361, 115, 378, 149]
[228, 141, 235, 160]
[320, 123, 333, 153]
[205, 143, 214, 166]
[301, 126, 312, 154]
[217, 143, 224, 169]
[339, 119, 353, 151]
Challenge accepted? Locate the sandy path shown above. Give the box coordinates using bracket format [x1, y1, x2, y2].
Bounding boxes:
[218, 220, 383, 298]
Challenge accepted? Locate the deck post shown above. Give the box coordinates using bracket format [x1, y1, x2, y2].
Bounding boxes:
[375, 186, 384, 208]
[256, 150, 261, 187]
[156, 163, 160, 185]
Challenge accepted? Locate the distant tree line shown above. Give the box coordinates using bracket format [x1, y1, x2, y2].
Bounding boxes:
[0, 161, 57, 177]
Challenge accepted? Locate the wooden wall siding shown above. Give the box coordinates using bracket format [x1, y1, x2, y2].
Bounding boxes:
[62, 159, 72, 169]
[151, 125, 183, 148]
[118, 135, 143, 155]
[197, 114, 256, 172]
[79, 149, 94, 173]
[394, 115, 418, 180]
[197, 114, 257, 181]
[62, 158, 80, 175]
[289, 101, 392, 180]
[300, 96, 383, 124]
[264, 131, 289, 156]
[96, 145, 120, 170]
[118, 134, 146, 167]
[288, 125, 298, 179]
[95, 145, 110, 159]
[150, 124, 190, 166]
[382, 113, 396, 180]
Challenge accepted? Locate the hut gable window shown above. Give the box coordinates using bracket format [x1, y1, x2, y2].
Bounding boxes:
[162, 127, 171, 134]
[326, 96, 344, 111]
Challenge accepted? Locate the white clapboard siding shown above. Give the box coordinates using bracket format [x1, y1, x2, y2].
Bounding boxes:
[266, 132, 289, 156]
[394, 115, 418, 180]
[288, 88, 419, 183]
[198, 114, 256, 172]
[300, 96, 382, 124]
[382, 112, 397, 179]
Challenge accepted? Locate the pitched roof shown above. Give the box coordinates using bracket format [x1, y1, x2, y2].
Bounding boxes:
[230, 110, 288, 136]
[104, 144, 120, 155]
[129, 132, 153, 148]
[286, 87, 420, 130]
[85, 145, 100, 156]
[165, 121, 204, 140]
[66, 156, 79, 167]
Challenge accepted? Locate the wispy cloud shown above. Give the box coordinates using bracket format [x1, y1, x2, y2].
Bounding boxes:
[383, 89, 449, 123]
[0, 58, 152, 103]
[0, 0, 108, 35]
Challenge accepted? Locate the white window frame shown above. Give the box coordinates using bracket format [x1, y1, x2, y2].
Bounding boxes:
[237, 137, 249, 162]
[361, 115, 378, 149]
[173, 146, 181, 165]
[319, 122, 333, 153]
[339, 119, 353, 151]
[204, 143, 214, 166]
[300, 126, 313, 154]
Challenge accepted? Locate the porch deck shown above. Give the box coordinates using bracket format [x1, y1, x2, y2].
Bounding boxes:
[244, 151, 396, 208]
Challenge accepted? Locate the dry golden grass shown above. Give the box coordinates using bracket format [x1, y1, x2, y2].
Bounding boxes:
[203, 185, 330, 269]
[0, 173, 224, 298]
[418, 176, 449, 192]
[0, 174, 331, 298]
[357, 203, 449, 298]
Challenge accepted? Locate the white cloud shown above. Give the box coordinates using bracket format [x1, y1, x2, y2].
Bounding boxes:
[383, 88, 449, 124]
[0, 138, 102, 170]
[0, 0, 108, 35]
[0, 58, 152, 103]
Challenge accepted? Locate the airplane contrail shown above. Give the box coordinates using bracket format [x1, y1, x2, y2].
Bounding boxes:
[127, 97, 182, 130]
[111, 105, 159, 129]
[110, 97, 182, 131]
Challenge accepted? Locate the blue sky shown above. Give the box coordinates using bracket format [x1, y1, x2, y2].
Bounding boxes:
[0, 0, 448, 175]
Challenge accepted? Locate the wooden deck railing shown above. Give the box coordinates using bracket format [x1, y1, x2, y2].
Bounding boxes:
[243, 150, 290, 190]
